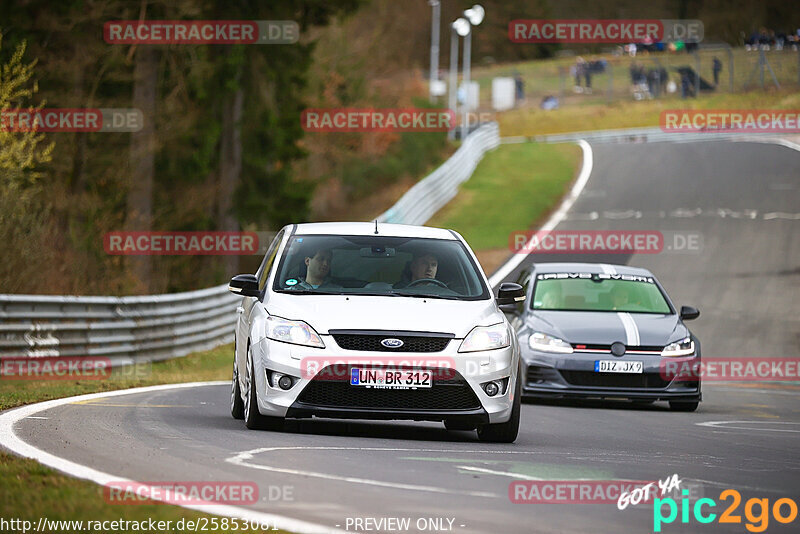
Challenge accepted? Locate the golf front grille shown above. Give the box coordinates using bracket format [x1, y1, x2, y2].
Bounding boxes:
[560, 370, 671, 389]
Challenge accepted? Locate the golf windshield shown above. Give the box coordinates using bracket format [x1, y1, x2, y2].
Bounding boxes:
[531, 274, 672, 314]
[273, 235, 489, 300]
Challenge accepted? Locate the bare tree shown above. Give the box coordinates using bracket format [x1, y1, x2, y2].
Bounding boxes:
[127, 45, 158, 291]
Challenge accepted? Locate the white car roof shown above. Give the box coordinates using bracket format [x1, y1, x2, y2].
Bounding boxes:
[292, 222, 457, 240]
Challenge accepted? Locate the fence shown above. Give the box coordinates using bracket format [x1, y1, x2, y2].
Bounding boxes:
[377, 122, 499, 225]
[501, 125, 766, 145]
[475, 45, 800, 109]
[1, 124, 499, 364]
[0, 284, 238, 363]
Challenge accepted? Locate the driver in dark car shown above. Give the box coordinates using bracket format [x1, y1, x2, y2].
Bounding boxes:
[394, 252, 441, 288]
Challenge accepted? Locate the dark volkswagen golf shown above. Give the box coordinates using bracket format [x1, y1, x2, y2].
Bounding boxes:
[507, 263, 702, 411]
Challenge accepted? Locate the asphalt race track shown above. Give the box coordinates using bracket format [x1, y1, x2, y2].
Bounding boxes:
[6, 140, 800, 534]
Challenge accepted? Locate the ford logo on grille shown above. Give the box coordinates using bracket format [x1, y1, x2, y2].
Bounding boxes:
[380, 338, 404, 349]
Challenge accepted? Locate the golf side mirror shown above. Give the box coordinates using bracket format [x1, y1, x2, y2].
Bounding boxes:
[679, 305, 700, 321]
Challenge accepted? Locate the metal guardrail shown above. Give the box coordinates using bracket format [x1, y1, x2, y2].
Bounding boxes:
[501, 126, 781, 145]
[0, 124, 499, 364]
[377, 122, 500, 225]
[0, 284, 238, 363]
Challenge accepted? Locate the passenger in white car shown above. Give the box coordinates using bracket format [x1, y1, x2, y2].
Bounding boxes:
[289, 247, 341, 290]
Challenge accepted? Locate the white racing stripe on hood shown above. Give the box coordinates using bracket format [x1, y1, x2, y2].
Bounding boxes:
[617, 312, 641, 346]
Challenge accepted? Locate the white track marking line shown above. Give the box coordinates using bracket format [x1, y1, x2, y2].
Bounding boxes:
[228, 447, 519, 498]
[230, 446, 548, 454]
[763, 212, 800, 220]
[489, 139, 594, 287]
[456, 465, 544, 480]
[704, 385, 800, 396]
[696, 421, 800, 433]
[736, 137, 800, 153]
[684, 477, 782, 494]
[0, 381, 347, 534]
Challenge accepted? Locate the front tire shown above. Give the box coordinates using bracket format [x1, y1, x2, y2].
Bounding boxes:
[243, 344, 284, 431]
[669, 400, 699, 412]
[477, 372, 521, 443]
[231, 352, 244, 420]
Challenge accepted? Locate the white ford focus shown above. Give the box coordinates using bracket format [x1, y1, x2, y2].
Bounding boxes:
[229, 222, 524, 442]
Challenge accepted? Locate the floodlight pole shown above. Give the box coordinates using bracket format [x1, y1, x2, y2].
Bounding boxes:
[448, 26, 460, 141]
[460, 29, 472, 141]
[429, 0, 440, 103]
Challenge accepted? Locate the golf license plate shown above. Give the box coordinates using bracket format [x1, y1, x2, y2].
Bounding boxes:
[350, 368, 432, 389]
[594, 360, 643, 373]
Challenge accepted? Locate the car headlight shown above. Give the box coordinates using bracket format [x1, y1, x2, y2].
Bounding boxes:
[266, 316, 325, 348]
[528, 332, 573, 354]
[661, 337, 694, 357]
[458, 323, 510, 353]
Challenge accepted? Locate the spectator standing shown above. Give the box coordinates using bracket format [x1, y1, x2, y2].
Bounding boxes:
[712, 57, 722, 86]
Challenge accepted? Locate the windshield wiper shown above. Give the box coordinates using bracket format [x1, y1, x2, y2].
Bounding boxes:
[391, 291, 459, 300]
[278, 289, 344, 295]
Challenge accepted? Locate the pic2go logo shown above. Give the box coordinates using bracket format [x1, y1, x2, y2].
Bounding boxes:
[654, 489, 798, 532]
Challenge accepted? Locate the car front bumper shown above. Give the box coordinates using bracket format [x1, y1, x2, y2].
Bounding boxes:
[521, 350, 702, 402]
[251, 334, 519, 424]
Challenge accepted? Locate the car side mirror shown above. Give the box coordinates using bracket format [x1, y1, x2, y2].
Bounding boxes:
[679, 305, 700, 321]
[229, 274, 260, 297]
[497, 282, 525, 306]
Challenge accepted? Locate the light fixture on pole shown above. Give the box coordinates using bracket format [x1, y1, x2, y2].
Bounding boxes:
[448, 18, 470, 141]
[460, 5, 484, 141]
[464, 4, 485, 26]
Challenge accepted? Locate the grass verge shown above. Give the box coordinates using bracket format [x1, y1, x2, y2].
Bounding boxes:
[427, 142, 582, 275]
[0, 345, 293, 533]
[495, 89, 800, 137]
[0, 345, 231, 412]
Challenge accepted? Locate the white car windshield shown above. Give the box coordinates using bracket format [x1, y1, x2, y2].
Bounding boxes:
[273, 235, 489, 300]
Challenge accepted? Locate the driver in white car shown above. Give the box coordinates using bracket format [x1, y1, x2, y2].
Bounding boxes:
[394, 252, 439, 288]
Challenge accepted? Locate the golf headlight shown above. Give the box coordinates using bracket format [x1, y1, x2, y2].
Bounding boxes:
[661, 337, 694, 357]
[266, 316, 325, 348]
[528, 332, 573, 354]
[458, 323, 510, 353]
